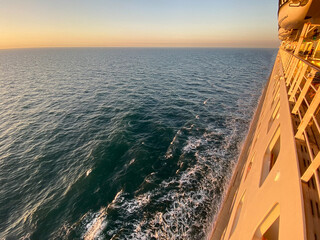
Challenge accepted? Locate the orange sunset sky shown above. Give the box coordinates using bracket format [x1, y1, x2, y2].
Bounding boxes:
[0, 0, 279, 49]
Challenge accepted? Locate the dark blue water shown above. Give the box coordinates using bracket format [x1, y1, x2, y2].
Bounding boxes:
[0, 48, 276, 239]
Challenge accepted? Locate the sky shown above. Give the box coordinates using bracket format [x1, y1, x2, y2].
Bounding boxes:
[0, 0, 279, 49]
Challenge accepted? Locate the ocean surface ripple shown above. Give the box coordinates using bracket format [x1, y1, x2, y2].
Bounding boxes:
[0, 48, 276, 239]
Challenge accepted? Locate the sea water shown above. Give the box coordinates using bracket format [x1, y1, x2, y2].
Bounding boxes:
[0, 48, 276, 239]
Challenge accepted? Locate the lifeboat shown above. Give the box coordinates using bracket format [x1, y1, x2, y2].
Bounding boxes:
[278, 27, 293, 39]
[278, 0, 313, 30]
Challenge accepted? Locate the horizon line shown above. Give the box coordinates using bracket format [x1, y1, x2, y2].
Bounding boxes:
[0, 45, 279, 51]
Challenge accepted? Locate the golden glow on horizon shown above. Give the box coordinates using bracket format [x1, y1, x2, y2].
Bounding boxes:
[0, 0, 279, 49]
[0, 28, 278, 49]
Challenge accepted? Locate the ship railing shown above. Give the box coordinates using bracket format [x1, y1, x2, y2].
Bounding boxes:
[280, 47, 320, 201]
[293, 23, 320, 60]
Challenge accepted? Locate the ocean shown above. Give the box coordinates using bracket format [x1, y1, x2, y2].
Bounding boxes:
[0, 48, 276, 239]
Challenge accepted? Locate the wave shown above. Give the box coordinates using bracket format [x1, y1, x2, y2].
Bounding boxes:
[67, 114, 249, 239]
[0, 48, 276, 239]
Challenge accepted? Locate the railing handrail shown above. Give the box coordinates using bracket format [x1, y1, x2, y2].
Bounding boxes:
[281, 48, 320, 73]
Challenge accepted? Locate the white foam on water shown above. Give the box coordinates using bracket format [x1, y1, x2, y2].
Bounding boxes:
[122, 117, 247, 239]
[82, 189, 124, 240]
[172, 130, 181, 144]
[63, 103, 254, 239]
[86, 169, 92, 177]
[129, 158, 135, 166]
[128, 164, 221, 239]
[182, 137, 207, 153]
[120, 192, 151, 215]
[165, 130, 182, 159]
[83, 209, 107, 240]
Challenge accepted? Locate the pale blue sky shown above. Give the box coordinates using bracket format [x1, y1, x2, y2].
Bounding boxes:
[0, 0, 279, 48]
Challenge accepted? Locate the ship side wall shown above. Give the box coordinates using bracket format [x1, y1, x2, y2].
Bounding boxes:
[210, 51, 307, 240]
[209, 52, 276, 240]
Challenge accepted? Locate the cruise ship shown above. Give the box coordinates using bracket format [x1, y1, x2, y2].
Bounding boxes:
[210, 1, 320, 239]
